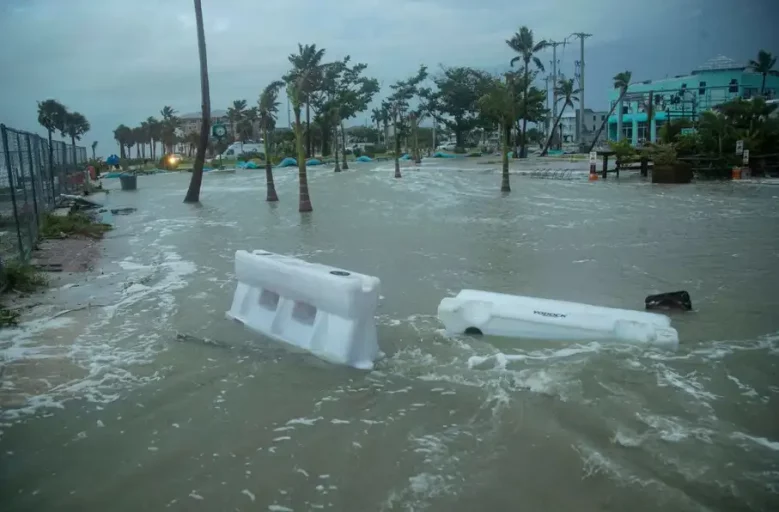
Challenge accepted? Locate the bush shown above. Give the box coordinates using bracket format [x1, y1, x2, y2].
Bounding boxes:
[609, 139, 638, 163]
[353, 148, 363, 157]
[238, 151, 264, 161]
[0, 260, 47, 293]
[649, 143, 678, 166]
[40, 212, 112, 239]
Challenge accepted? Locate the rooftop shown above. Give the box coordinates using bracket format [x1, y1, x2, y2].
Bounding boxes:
[692, 55, 745, 74]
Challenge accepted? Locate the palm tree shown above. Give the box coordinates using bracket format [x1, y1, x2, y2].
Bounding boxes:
[507, 26, 547, 158]
[698, 111, 731, 155]
[258, 80, 285, 202]
[245, 106, 259, 140]
[614, 71, 631, 142]
[287, 43, 326, 158]
[541, 78, 580, 155]
[113, 124, 131, 159]
[286, 78, 312, 211]
[146, 116, 160, 159]
[37, 99, 67, 174]
[160, 106, 179, 154]
[748, 50, 777, 96]
[371, 108, 382, 140]
[226, 99, 247, 139]
[586, 71, 632, 153]
[91, 141, 98, 160]
[479, 75, 516, 192]
[184, 0, 211, 204]
[62, 111, 90, 165]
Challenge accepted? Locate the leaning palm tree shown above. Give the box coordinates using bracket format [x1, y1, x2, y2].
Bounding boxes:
[507, 26, 547, 158]
[541, 78, 580, 155]
[37, 99, 67, 176]
[286, 78, 312, 211]
[62, 111, 90, 165]
[287, 43, 326, 158]
[748, 50, 777, 96]
[258, 81, 285, 202]
[184, 0, 211, 204]
[586, 71, 632, 153]
[113, 124, 130, 159]
[478, 75, 516, 192]
[91, 141, 98, 160]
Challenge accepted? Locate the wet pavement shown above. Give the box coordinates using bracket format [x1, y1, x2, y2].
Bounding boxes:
[1, 158, 779, 511]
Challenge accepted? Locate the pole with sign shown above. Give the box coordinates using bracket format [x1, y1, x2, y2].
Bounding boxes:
[742, 149, 749, 166]
[735, 140, 744, 155]
[588, 151, 598, 181]
[212, 124, 227, 168]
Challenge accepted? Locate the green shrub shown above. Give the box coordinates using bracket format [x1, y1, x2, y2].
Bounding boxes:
[650, 143, 678, 166]
[1, 260, 46, 293]
[40, 212, 112, 239]
[0, 306, 20, 327]
[453, 146, 467, 154]
[608, 139, 637, 163]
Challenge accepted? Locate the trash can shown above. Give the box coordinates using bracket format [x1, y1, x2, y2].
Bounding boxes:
[119, 173, 137, 191]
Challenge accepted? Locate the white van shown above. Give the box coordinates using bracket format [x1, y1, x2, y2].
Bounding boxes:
[219, 141, 265, 159]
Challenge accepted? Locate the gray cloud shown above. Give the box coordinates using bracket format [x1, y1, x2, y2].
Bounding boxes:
[1, 0, 775, 156]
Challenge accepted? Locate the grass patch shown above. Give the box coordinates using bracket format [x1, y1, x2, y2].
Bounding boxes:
[1, 260, 47, 293]
[40, 212, 112, 239]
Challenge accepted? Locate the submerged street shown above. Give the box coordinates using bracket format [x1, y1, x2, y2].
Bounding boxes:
[2, 160, 779, 511]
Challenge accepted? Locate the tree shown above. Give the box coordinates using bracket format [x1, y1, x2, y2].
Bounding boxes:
[113, 124, 131, 159]
[507, 26, 547, 158]
[541, 78, 580, 155]
[91, 141, 98, 160]
[245, 106, 259, 140]
[385, 66, 428, 178]
[37, 99, 67, 172]
[371, 108, 383, 140]
[479, 74, 516, 192]
[748, 50, 777, 96]
[183, 0, 211, 204]
[429, 66, 490, 150]
[334, 59, 379, 169]
[146, 117, 161, 159]
[259, 80, 285, 202]
[160, 106, 180, 154]
[227, 99, 247, 138]
[586, 71, 632, 153]
[287, 44, 327, 159]
[62, 111, 90, 165]
[286, 77, 313, 211]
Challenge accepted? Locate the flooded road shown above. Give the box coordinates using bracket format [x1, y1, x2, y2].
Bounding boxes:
[2, 159, 779, 511]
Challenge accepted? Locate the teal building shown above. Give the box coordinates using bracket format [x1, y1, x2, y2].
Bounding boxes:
[606, 56, 779, 144]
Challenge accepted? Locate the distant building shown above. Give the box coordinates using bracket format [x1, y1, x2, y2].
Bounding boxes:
[558, 108, 608, 143]
[606, 55, 779, 145]
[178, 109, 230, 136]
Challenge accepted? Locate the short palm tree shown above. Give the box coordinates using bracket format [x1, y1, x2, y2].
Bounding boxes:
[287, 78, 313, 212]
[160, 106, 179, 154]
[91, 141, 98, 160]
[541, 78, 580, 155]
[287, 43, 326, 158]
[507, 26, 547, 158]
[113, 124, 131, 159]
[62, 111, 90, 165]
[227, 99, 248, 138]
[748, 50, 777, 96]
[258, 81, 285, 202]
[587, 71, 632, 153]
[478, 74, 516, 192]
[37, 99, 67, 172]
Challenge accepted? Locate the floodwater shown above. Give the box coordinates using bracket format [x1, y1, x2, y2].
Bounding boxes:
[2, 159, 779, 511]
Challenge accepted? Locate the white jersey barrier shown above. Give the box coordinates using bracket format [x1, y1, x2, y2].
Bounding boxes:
[227, 250, 381, 369]
[438, 290, 679, 349]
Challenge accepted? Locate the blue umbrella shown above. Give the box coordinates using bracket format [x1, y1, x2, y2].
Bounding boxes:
[106, 154, 120, 165]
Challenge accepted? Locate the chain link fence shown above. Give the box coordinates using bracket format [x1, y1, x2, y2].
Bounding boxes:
[1, 123, 87, 264]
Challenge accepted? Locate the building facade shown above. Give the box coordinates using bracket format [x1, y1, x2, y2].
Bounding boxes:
[178, 109, 230, 136]
[558, 108, 608, 143]
[606, 56, 779, 145]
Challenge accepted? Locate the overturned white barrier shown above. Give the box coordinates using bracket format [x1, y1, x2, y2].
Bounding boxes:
[438, 290, 679, 349]
[227, 250, 381, 369]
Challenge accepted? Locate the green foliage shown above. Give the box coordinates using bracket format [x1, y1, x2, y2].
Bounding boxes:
[0, 306, 20, 327]
[429, 66, 491, 147]
[608, 139, 637, 161]
[40, 212, 112, 239]
[238, 151, 264, 161]
[674, 133, 701, 156]
[659, 118, 695, 143]
[649, 143, 678, 166]
[37, 99, 68, 136]
[1, 260, 47, 293]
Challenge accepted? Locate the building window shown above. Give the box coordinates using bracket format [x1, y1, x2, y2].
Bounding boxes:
[593, 115, 596, 122]
[699, 81, 706, 95]
[622, 105, 629, 115]
[637, 121, 648, 143]
[601, 115, 606, 121]
[729, 79, 738, 93]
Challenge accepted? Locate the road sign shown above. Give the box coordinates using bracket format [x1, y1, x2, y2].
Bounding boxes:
[742, 149, 750, 165]
[736, 140, 744, 155]
[589, 151, 597, 164]
[680, 127, 696, 136]
[212, 124, 227, 139]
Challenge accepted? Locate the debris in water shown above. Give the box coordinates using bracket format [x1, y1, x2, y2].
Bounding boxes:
[241, 489, 256, 502]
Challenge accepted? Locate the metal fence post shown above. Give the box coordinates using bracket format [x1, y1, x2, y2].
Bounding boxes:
[15, 131, 35, 254]
[1, 124, 25, 261]
[25, 133, 41, 230]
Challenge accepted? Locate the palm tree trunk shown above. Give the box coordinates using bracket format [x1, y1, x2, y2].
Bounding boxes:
[264, 126, 278, 201]
[295, 110, 312, 212]
[520, 62, 529, 158]
[184, 0, 210, 204]
[334, 123, 341, 172]
[341, 120, 349, 170]
[616, 95, 624, 142]
[394, 118, 401, 178]
[761, 73, 767, 96]
[586, 90, 626, 154]
[413, 117, 421, 164]
[541, 105, 567, 156]
[501, 124, 510, 192]
[71, 136, 77, 166]
[306, 103, 312, 159]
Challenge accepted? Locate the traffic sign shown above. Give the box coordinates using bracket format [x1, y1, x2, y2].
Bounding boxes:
[742, 149, 750, 165]
[735, 140, 744, 155]
[589, 151, 597, 164]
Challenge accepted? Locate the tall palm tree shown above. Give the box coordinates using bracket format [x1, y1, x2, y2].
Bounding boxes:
[258, 80, 285, 202]
[614, 71, 631, 142]
[62, 112, 90, 165]
[371, 108, 382, 140]
[541, 78, 580, 155]
[113, 124, 131, 159]
[587, 71, 632, 153]
[226, 99, 247, 139]
[91, 141, 98, 160]
[140, 120, 151, 158]
[507, 26, 547, 158]
[244, 106, 259, 140]
[37, 99, 67, 174]
[160, 105, 179, 154]
[287, 43, 326, 158]
[286, 79, 313, 212]
[748, 50, 777, 96]
[146, 116, 160, 159]
[479, 75, 516, 192]
[184, 0, 211, 204]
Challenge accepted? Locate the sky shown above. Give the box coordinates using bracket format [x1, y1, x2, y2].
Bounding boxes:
[0, 0, 777, 157]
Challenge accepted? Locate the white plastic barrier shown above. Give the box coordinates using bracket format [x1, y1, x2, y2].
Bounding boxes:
[227, 250, 381, 369]
[438, 290, 679, 349]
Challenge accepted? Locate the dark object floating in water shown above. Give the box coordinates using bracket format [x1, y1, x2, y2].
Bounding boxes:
[645, 291, 692, 311]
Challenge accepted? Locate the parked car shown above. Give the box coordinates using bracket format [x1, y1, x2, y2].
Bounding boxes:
[436, 142, 457, 151]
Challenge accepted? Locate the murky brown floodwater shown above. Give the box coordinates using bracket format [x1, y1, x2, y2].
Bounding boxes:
[2, 159, 779, 511]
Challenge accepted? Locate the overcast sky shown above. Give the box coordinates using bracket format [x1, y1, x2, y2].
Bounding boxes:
[1, 0, 776, 156]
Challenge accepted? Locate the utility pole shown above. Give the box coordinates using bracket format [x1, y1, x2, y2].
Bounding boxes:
[544, 75, 552, 139]
[547, 40, 567, 127]
[570, 32, 592, 147]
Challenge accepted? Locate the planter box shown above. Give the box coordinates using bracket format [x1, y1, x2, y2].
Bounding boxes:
[119, 174, 137, 191]
[652, 163, 692, 184]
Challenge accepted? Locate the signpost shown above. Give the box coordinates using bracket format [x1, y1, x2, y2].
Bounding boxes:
[588, 151, 598, 181]
[742, 149, 749, 166]
[212, 124, 227, 168]
[735, 140, 744, 155]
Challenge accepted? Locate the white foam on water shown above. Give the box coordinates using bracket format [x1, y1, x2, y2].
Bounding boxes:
[731, 432, 779, 452]
[268, 505, 293, 512]
[653, 363, 719, 403]
[636, 413, 714, 444]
